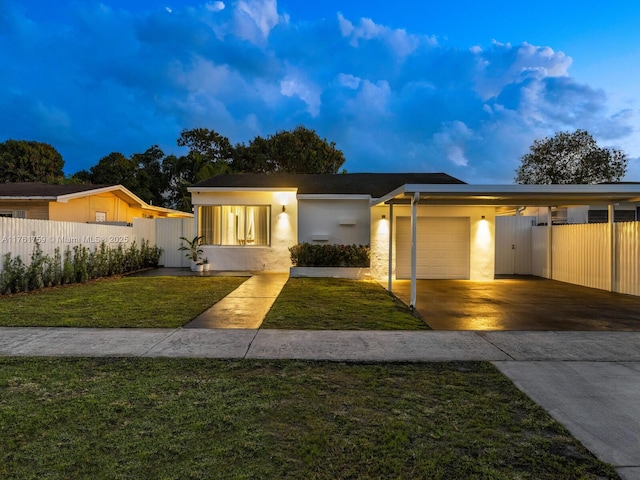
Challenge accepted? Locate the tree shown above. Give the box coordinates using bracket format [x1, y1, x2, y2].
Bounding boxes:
[232, 126, 345, 174]
[0, 139, 65, 183]
[515, 130, 627, 184]
[85, 152, 137, 187]
[130, 145, 168, 207]
[177, 128, 234, 167]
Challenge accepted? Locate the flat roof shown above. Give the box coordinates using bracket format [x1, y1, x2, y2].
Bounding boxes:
[374, 184, 640, 206]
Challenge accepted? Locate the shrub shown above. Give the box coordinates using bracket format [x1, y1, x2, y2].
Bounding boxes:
[0, 238, 163, 295]
[289, 243, 370, 267]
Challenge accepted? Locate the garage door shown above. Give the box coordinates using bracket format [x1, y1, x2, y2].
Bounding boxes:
[396, 217, 470, 279]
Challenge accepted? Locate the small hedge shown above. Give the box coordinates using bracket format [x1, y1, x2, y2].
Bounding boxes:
[0, 239, 162, 295]
[289, 243, 370, 267]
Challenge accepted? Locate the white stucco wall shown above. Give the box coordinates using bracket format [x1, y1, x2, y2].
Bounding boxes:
[370, 204, 496, 281]
[190, 190, 297, 272]
[298, 198, 371, 245]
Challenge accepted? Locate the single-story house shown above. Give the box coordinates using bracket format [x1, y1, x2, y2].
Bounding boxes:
[189, 173, 640, 303]
[0, 182, 192, 224]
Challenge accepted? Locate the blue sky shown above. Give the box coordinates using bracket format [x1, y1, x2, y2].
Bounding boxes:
[1, 0, 639, 183]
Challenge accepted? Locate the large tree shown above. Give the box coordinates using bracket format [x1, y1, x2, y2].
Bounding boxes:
[515, 130, 627, 184]
[233, 126, 346, 174]
[0, 139, 65, 183]
[130, 145, 168, 206]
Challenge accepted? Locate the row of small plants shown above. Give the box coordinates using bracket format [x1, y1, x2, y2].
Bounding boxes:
[0, 240, 162, 295]
[289, 243, 370, 267]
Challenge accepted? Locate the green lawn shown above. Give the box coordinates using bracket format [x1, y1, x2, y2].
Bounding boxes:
[263, 277, 428, 330]
[0, 358, 617, 480]
[0, 276, 246, 328]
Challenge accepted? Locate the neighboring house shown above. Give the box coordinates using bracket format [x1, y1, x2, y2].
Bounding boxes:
[521, 204, 639, 225]
[0, 182, 191, 224]
[189, 173, 640, 289]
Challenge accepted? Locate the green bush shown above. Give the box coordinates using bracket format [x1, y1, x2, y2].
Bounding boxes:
[0, 239, 163, 295]
[289, 243, 370, 267]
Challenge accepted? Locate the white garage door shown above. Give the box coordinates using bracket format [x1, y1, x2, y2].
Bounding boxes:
[396, 217, 470, 279]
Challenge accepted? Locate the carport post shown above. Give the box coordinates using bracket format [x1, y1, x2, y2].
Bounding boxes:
[388, 203, 394, 293]
[410, 192, 419, 308]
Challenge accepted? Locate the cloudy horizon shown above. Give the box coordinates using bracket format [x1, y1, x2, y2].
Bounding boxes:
[1, 0, 638, 183]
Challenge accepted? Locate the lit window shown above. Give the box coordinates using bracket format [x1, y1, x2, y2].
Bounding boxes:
[198, 205, 270, 246]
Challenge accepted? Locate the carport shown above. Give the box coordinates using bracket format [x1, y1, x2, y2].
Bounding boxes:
[391, 277, 640, 331]
[372, 184, 640, 321]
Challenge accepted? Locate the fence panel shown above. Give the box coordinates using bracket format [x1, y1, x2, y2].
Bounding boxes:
[551, 223, 609, 290]
[617, 222, 640, 296]
[495, 216, 535, 275]
[156, 218, 194, 267]
[0, 218, 142, 271]
[531, 226, 548, 277]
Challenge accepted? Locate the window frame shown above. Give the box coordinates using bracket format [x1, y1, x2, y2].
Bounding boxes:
[198, 204, 271, 247]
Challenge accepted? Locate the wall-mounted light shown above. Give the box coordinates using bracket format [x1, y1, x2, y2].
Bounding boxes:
[481, 215, 486, 220]
[282, 205, 286, 213]
[381, 214, 386, 219]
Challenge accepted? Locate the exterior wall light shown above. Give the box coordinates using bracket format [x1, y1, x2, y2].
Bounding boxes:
[282, 205, 286, 213]
[481, 215, 486, 220]
[381, 214, 386, 219]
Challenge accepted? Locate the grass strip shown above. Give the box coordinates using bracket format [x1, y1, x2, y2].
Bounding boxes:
[0, 276, 246, 328]
[263, 277, 428, 330]
[0, 358, 617, 479]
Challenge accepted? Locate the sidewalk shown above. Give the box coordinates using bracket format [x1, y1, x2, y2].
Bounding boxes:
[2, 327, 640, 478]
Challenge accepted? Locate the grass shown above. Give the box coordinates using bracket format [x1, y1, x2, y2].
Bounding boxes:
[0, 358, 617, 480]
[0, 276, 246, 328]
[263, 277, 428, 330]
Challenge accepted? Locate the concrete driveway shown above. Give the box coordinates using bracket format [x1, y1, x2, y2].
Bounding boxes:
[392, 276, 640, 331]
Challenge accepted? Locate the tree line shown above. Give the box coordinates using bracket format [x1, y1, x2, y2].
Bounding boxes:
[0, 126, 346, 212]
[0, 127, 629, 212]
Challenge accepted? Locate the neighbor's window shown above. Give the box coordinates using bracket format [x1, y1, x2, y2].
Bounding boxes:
[198, 205, 270, 246]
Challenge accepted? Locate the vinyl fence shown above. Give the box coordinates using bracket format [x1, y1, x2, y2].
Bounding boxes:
[0, 217, 156, 272]
[531, 221, 640, 296]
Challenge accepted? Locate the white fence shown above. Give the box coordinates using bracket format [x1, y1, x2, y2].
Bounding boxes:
[0, 217, 156, 271]
[156, 218, 194, 268]
[530, 222, 640, 295]
[495, 216, 535, 275]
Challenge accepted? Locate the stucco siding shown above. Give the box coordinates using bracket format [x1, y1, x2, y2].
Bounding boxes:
[191, 190, 297, 271]
[370, 205, 495, 281]
[49, 194, 149, 223]
[298, 198, 370, 245]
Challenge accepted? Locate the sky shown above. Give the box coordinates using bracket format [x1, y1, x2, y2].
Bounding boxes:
[1, 0, 639, 183]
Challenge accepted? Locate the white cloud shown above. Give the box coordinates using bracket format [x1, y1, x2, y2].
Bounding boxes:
[206, 1, 225, 13]
[336, 13, 424, 58]
[337, 73, 361, 89]
[234, 0, 286, 43]
[280, 73, 322, 117]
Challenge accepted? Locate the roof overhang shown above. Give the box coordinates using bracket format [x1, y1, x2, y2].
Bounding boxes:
[372, 184, 640, 207]
[188, 187, 298, 193]
[298, 194, 371, 201]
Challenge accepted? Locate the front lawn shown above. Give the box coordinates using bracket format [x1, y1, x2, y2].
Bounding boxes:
[0, 276, 246, 328]
[0, 358, 617, 479]
[263, 277, 428, 330]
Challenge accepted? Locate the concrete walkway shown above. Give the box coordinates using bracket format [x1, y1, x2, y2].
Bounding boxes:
[183, 272, 289, 329]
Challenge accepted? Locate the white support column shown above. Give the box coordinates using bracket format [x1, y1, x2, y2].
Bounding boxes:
[387, 203, 394, 293]
[609, 203, 616, 292]
[193, 205, 199, 238]
[410, 192, 419, 308]
[546, 206, 552, 279]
